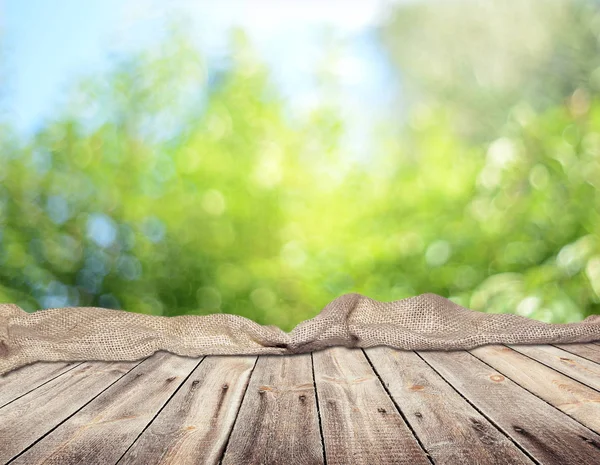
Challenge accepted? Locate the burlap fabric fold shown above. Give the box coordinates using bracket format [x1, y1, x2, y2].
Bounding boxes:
[1, 292, 599, 376]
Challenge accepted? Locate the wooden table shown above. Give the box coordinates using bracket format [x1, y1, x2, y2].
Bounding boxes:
[1, 343, 600, 464]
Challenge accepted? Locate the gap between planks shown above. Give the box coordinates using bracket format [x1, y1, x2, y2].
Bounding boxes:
[508, 344, 600, 392]
[2, 358, 149, 464]
[115, 354, 257, 465]
[469, 345, 600, 435]
[0, 361, 84, 409]
[2, 344, 600, 465]
[415, 348, 600, 465]
[311, 347, 431, 465]
[553, 343, 600, 365]
[364, 347, 535, 465]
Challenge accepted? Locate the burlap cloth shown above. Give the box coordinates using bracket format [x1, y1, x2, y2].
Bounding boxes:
[1, 293, 599, 376]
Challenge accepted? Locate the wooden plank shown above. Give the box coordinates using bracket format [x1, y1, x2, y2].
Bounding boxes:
[0, 362, 82, 408]
[418, 350, 600, 465]
[119, 355, 256, 465]
[510, 344, 600, 391]
[9, 352, 201, 465]
[471, 345, 600, 434]
[364, 347, 533, 465]
[555, 343, 600, 364]
[313, 347, 430, 465]
[222, 354, 324, 465]
[0, 359, 140, 463]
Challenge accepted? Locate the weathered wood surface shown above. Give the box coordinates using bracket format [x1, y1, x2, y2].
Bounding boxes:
[0, 361, 81, 408]
[470, 345, 600, 434]
[313, 347, 430, 465]
[0, 359, 141, 463]
[120, 355, 256, 465]
[555, 342, 600, 364]
[11, 352, 200, 465]
[222, 354, 322, 465]
[1, 343, 599, 465]
[510, 344, 600, 391]
[419, 349, 600, 465]
[365, 346, 533, 465]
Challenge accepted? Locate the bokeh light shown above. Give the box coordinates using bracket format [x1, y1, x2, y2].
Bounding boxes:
[0, 0, 599, 330]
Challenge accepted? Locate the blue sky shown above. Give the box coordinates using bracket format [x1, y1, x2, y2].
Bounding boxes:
[3, 0, 122, 132]
[2, 0, 400, 154]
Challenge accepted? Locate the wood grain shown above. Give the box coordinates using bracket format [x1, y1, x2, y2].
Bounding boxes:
[2, 344, 599, 464]
[418, 350, 600, 465]
[510, 344, 600, 391]
[365, 347, 533, 465]
[119, 355, 256, 465]
[10, 352, 200, 465]
[471, 345, 600, 433]
[0, 359, 139, 463]
[0, 361, 81, 408]
[222, 354, 324, 465]
[555, 343, 600, 364]
[313, 347, 431, 465]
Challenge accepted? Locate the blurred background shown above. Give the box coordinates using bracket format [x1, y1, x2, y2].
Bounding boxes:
[0, 0, 599, 330]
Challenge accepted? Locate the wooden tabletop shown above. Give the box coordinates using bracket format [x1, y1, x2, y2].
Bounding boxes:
[1, 343, 600, 464]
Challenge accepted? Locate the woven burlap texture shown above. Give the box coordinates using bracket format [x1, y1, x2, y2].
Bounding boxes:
[1, 292, 599, 376]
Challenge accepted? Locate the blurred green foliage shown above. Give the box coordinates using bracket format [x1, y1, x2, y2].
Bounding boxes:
[1, 1, 600, 330]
